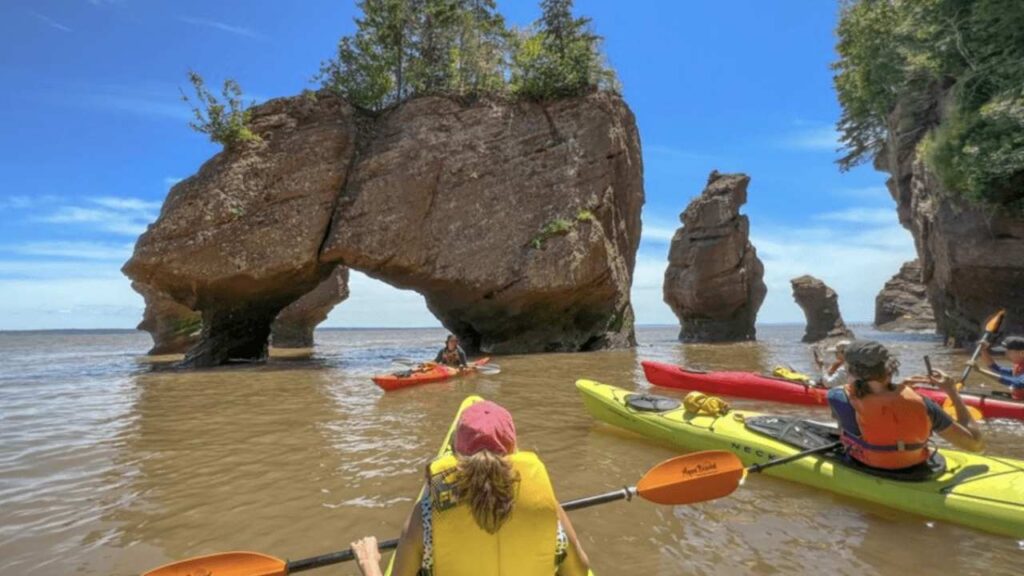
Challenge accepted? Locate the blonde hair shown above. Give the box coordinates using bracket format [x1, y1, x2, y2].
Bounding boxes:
[454, 451, 520, 533]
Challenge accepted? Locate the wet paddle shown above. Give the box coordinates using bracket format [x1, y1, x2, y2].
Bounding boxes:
[961, 309, 1006, 385]
[391, 358, 501, 375]
[142, 451, 747, 576]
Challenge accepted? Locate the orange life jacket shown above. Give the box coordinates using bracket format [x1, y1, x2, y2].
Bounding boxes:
[841, 383, 932, 470]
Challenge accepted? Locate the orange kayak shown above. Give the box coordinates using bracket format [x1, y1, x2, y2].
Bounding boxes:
[372, 358, 491, 391]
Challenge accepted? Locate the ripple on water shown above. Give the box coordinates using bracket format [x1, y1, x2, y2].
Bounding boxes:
[1, 327, 1023, 575]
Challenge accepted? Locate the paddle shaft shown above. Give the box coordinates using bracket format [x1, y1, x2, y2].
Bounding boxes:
[746, 442, 842, 474]
[284, 486, 638, 573]
[959, 311, 1005, 384]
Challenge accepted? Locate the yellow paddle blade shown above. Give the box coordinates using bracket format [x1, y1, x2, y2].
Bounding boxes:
[942, 398, 983, 421]
[985, 310, 1006, 333]
[143, 551, 286, 576]
[636, 450, 745, 505]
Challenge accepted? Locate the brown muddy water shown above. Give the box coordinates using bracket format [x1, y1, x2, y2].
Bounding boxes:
[1, 326, 1022, 575]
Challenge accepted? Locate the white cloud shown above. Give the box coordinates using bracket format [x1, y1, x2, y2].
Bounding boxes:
[644, 145, 719, 162]
[640, 224, 677, 244]
[178, 16, 264, 39]
[322, 271, 440, 328]
[0, 277, 142, 330]
[832, 186, 890, 202]
[752, 220, 916, 324]
[50, 83, 193, 121]
[29, 10, 72, 33]
[1, 241, 133, 261]
[0, 195, 35, 209]
[781, 125, 839, 151]
[34, 196, 158, 237]
[814, 207, 897, 226]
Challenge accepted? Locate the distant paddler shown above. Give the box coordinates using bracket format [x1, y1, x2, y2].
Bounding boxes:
[814, 340, 851, 388]
[969, 335, 1024, 400]
[433, 334, 469, 370]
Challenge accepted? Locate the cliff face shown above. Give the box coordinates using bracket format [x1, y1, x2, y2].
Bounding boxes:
[124, 91, 643, 365]
[791, 275, 854, 343]
[874, 259, 935, 332]
[877, 94, 1024, 344]
[663, 171, 766, 342]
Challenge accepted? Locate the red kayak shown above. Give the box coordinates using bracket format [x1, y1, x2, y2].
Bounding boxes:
[640, 360, 1024, 421]
[373, 358, 490, 392]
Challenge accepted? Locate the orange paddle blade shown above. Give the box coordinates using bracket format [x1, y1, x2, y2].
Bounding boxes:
[986, 310, 1006, 333]
[143, 551, 286, 576]
[636, 451, 745, 505]
[942, 398, 984, 421]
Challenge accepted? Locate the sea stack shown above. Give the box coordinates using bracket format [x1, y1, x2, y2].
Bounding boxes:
[663, 171, 766, 342]
[874, 260, 936, 332]
[791, 275, 854, 343]
[124, 91, 644, 366]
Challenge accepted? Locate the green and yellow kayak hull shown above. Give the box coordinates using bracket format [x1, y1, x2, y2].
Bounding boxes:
[577, 379, 1024, 538]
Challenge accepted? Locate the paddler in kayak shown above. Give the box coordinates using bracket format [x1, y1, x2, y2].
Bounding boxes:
[969, 336, 1024, 400]
[814, 340, 851, 388]
[350, 401, 590, 576]
[827, 340, 985, 470]
[433, 334, 469, 369]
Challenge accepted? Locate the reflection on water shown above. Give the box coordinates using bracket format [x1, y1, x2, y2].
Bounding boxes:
[0, 326, 1022, 575]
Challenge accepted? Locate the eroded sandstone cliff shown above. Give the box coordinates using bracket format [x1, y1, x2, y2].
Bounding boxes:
[124, 91, 643, 365]
[877, 94, 1024, 344]
[874, 259, 935, 332]
[663, 171, 766, 342]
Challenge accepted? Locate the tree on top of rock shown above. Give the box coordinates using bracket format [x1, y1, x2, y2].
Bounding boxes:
[511, 0, 619, 100]
[317, 0, 617, 110]
[318, 0, 415, 111]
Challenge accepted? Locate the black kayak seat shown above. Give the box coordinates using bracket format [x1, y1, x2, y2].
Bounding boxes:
[625, 393, 682, 412]
[744, 415, 946, 482]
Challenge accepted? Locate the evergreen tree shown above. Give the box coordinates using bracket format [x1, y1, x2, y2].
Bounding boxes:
[318, 0, 415, 110]
[511, 0, 617, 100]
[318, 0, 618, 108]
[408, 0, 460, 94]
[452, 0, 508, 95]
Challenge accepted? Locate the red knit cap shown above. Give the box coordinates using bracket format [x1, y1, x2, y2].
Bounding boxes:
[454, 401, 517, 456]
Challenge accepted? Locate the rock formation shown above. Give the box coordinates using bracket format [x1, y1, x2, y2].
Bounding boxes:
[133, 282, 201, 355]
[271, 266, 350, 348]
[791, 275, 854, 343]
[133, 267, 350, 353]
[876, 91, 1024, 345]
[123, 95, 356, 366]
[662, 171, 766, 342]
[874, 260, 936, 332]
[124, 91, 643, 365]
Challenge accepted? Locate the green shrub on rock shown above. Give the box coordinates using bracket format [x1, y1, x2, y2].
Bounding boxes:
[180, 70, 259, 149]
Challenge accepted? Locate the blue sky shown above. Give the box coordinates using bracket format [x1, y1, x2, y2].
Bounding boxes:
[0, 0, 914, 330]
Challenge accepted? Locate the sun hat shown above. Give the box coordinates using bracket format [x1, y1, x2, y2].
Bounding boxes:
[454, 401, 517, 456]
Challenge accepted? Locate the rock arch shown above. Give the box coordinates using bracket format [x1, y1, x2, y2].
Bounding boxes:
[123, 91, 643, 367]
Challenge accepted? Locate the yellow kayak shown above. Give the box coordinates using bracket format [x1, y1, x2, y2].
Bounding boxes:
[577, 379, 1024, 538]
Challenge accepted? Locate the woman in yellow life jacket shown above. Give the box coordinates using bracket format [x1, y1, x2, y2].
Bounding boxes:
[352, 401, 590, 576]
[826, 340, 984, 470]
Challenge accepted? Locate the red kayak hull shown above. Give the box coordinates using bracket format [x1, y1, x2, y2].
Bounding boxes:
[640, 360, 1024, 421]
[641, 360, 828, 406]
[373, 358, 490, 392]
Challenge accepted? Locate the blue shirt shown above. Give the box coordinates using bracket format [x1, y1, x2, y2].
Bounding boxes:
[827, 386, 953, 438]
[988, 362, 1024, 389]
